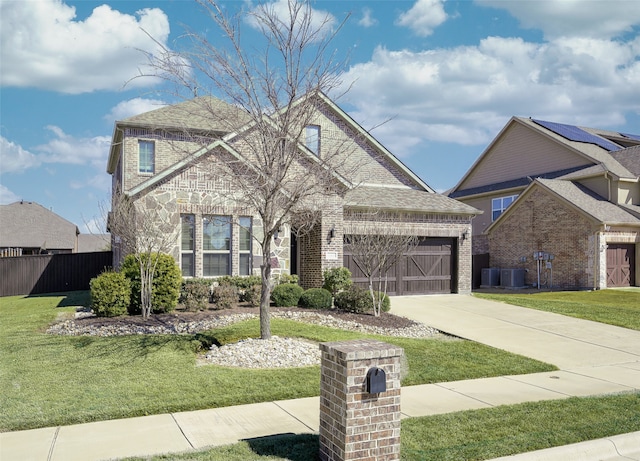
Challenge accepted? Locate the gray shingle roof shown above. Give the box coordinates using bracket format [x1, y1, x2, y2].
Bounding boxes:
[536, 178, 640, 224]
[345, 187, 480, 215]
[0, 201, 79, 249]
[120, 97, 252, 133]
[609, 145, 640, 177]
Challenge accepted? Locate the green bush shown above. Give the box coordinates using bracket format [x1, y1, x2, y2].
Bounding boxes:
[211, 284, 238, 310]
[218, 275, 261, 290]
[217, 275, 262, 304]
[322, 267, 352, 296]
[334, 286, 391, 314]
[180, 279, 211, 311]
[299, 288, 332, 309]
[243, 284, 262, 306]
[271, 283, 304, 307]
[275, 273, 299, 285]
[90, 271, 131, 317]
[121, 253, 182, 315]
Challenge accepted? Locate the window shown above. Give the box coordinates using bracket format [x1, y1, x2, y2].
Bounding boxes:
[305, 125, 320, 155]
[492, 195, 518, 221]
[138, 140, 155, 174]
[203, 215, 231, 276]
[239, 217, 252, 275]
[180, 214, 195, 277]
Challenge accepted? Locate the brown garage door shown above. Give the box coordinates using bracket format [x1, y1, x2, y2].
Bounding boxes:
[606, 244, 636, 287]
[343, 237, 456, 295]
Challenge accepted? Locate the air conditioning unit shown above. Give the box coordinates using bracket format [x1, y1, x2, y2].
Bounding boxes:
[481, 268, 501, 287]
[500, 269, 525, 288]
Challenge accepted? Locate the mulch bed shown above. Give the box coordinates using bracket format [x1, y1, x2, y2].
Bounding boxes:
[73, 304, 418, 330]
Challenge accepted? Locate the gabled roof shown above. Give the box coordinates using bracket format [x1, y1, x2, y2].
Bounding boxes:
[345, 186, 480, 215]
[449, 116, 639, 198]
[110, 91, 438, 199]
[448, 165, 589, 199]
[0, 201, 79, 249]
[314, 92, 435, 193]
[107, 97, 252, 174]
[486, 178, 640, 234]
[609, 145, 640, 177]
[118, 96, 251, 133]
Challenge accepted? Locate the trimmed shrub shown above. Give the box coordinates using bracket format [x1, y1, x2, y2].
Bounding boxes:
[299, 288, 332, 309]
[180, 279, 211, 311]
[275, 273, 299, 285]
[218, 275, 261, 290]
[334, 286, 391, 314]
[211, 284, 238, 310]
[271, 283, 304, 307]
[334, 286, 371, 314]
[216, 275, 262, 304]
[121, 253, 182, 315]
[243, 284, 262, 306]
[90, 271, 131, 317]
[322, 267, 352, 296]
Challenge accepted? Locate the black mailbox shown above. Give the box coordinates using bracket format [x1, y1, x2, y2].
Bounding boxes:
[366, 367, 386, 394]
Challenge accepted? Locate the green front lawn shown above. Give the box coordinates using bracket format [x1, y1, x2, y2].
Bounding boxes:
[122, 392, 640, 461]
[474, 289, 640, 330]
[0, 292, 555, 432]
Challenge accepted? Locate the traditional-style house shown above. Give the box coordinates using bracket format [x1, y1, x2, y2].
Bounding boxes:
[448, 117, 640, 289]
[107, 92, 479, 294]
[0, 201, 79, 256]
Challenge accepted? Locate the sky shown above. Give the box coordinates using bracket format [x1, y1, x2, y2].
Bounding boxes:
[1, 0, 640, 234]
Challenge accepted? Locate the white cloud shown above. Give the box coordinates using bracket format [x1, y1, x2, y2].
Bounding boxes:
[396, 0, 448, 37]
[0, 184, 20, 205]
[246, 0, 336, 39]
[0, 136, 40, 173]
[477, 0, 640, 40]
[339, 33, 640, 153]
[0, 0, 171, 93]
[359, 7, 378, 28]
[35, 126, 111, 169]
[0, 128, 111, 174]
[104, 98, 169, 124]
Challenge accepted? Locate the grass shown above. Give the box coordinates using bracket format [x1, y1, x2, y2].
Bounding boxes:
[121, 392, 640, 461]
[0, 291, 555, 432]
[473, 289, 640, 331]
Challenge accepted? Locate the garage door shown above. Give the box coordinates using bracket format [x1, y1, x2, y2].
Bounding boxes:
[343, 237, 456, 295]
[607, 244, 636, 287]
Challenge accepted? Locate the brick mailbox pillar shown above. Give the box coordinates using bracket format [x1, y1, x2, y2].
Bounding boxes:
[319, 339, 404, 461]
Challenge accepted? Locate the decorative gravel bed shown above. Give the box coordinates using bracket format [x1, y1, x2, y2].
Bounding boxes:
[47, 307, 443, 369]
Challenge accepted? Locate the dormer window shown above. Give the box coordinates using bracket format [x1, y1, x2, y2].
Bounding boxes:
[305, 125, 320, 155]
[139, 140, 155, 174]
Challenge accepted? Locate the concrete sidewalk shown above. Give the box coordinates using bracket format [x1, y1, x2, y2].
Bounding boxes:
[2, 294, 639, 460]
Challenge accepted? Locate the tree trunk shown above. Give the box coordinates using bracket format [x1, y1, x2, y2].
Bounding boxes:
[259, 238, 273, 339]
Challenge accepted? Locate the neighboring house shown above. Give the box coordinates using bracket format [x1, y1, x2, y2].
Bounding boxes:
[77, 234, 111, 253]
[0, 201, 79, 256]
[107, 92, 480, 294]
[448, 117, 640, 289]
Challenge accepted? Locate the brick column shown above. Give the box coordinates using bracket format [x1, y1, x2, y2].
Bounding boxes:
[319, 339, 404, 461]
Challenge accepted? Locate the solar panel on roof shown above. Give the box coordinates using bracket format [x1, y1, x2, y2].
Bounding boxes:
[620, 132, 640, 141]
[532, 119, 622, 151]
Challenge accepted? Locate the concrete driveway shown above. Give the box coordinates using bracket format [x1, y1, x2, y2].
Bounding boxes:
[392, 294, 640, 376]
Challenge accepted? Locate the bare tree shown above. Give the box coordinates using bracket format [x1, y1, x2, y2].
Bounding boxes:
[107, 190, 178, 319]
[137, 0, 359, 338]
[345, 214, 419, 316]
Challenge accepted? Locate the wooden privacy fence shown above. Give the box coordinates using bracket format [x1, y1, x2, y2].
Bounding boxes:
[0, 252, 112, 297]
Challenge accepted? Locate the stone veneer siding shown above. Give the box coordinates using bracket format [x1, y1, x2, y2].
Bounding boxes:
[488, 188, 599, 289]
[319, 340, 403, 461]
